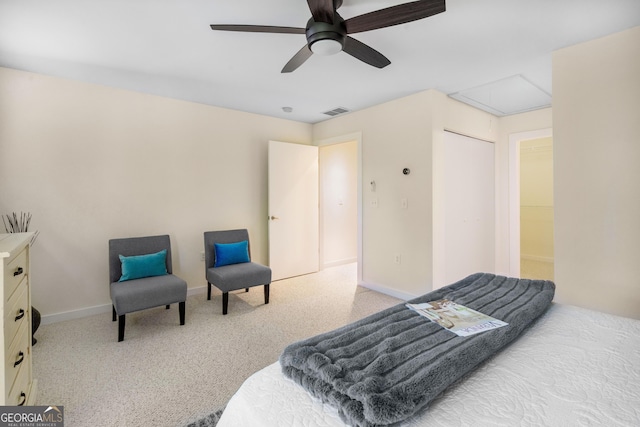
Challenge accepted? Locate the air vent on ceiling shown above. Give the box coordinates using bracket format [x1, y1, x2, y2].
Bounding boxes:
[448, 74, 551, 116]
[323, 107, 350, 116]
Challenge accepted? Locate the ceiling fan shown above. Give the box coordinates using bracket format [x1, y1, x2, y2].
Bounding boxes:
[210, 0, 446, 73]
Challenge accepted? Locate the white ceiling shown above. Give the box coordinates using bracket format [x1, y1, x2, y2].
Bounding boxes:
[1, 0, 638, 123]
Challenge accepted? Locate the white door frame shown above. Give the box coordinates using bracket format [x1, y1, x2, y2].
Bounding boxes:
[315, 131, 363, 283]
[508, 128, 552, 277]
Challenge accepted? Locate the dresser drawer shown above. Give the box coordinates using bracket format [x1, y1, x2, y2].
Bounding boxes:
[5, 280, 29, 351]
[6, 357, 30, 406]
[4, 321, 30, 394]
[4, 246, 28, 301]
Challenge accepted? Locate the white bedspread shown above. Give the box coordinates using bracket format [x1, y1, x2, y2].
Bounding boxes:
[218, 304, 640, 426]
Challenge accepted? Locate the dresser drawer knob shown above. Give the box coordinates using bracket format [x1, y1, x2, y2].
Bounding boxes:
[14, 351, 24, 368]
[15, 309, 25, 321]
[14, 266, 24, 276]
[18, 392, 26, 406]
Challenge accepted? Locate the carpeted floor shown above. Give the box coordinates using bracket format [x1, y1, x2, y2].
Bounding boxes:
[32, 263, 401, 426]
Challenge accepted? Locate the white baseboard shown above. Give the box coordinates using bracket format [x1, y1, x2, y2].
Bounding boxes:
[41, 285, 208, 325]
[521, 254, 554, 263]
[323, 257, 357, 269]
[358, 280, 416, 301]
[188, 286, 207, 297]
[41, 304, 112, 325]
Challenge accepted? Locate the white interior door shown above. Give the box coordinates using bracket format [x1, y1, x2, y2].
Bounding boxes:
[442, 131, 495, 285]
[268, 140, 319, 281]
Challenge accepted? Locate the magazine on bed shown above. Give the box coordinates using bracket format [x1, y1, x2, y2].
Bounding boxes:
[407, 299, 508, 337]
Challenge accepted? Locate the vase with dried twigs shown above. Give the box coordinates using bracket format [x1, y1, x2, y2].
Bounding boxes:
[3, 211, 39, 245]
[2, 211, 41, 345]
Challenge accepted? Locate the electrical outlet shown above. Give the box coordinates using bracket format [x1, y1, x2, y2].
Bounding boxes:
[200, 251, 205, 261]
[394, 254, 401, 264]
[370, 197, 378, 208]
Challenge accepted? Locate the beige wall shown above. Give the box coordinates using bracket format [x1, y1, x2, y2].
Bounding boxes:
[0, 68, 551, 317]
[553, 26, 640, 319]
[313, 90, 498, 298]
[314, 91, 436, 298]
[0, 67, 312, 319]
[3, 26, 638, 322]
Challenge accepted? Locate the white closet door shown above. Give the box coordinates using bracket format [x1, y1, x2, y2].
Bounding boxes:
[442, 131, 495, 285]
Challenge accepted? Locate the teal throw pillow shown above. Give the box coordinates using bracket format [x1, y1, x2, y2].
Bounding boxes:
[214, 240, 250, 267]
[119, 249, 168, 282]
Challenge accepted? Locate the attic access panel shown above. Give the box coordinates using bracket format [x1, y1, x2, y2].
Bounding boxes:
[449, 75, 551, 116]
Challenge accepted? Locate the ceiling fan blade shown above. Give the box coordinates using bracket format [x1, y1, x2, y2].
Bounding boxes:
[343, 36, 390, 69]
[307, 0, 335, 24]
[210, 24, 305, 34]
[281, 45, 314, 73]
[344, 0, 445, 34]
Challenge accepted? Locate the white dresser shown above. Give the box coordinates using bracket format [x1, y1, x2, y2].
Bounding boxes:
[0, 232, 37, 405]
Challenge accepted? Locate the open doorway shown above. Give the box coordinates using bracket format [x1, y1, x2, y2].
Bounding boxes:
[319, 140, 358, 268]
[509, 129, 554, 279]
[317, 132, 361, 279]
[519, 137, 554, 280]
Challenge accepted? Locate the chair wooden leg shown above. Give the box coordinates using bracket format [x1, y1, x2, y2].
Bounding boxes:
[118, 314, 126, 342]
[166, 305, 170, 309]
[264, 284, 270, 305]
[112, 305, 117, 322]
[179, 301, 185, 325]
[222, 292, 229, 315]
[207, 282, 212, 300]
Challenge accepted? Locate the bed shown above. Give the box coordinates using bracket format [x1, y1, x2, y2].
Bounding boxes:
[217, 274, 640, 427]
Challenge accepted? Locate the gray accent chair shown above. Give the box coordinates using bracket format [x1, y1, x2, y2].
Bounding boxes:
[204, 229, 272, 315]
[109, 235, 187, 342]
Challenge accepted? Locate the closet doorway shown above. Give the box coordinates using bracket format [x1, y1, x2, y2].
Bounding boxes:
[509, 129, 554, 280]
[519, 137, 554, 280]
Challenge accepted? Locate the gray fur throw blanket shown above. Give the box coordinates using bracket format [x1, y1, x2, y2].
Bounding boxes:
[280, 273, 555, 427]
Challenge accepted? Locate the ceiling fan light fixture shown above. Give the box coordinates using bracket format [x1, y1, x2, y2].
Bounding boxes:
[211, 0, 446, 72]
[310, 38, 343, 55]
